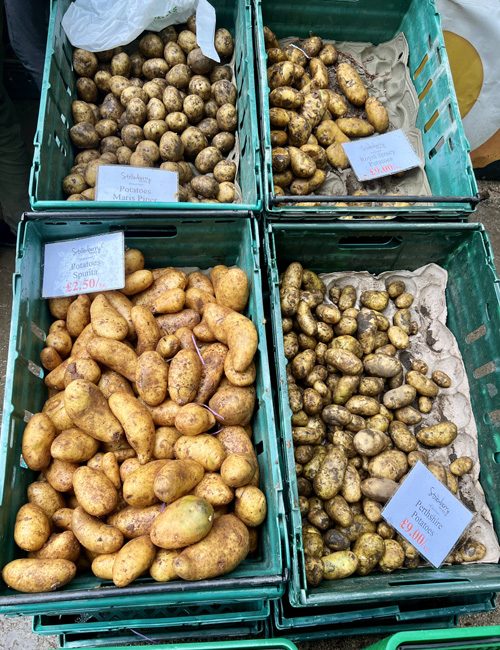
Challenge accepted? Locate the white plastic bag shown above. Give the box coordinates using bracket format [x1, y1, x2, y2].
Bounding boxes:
[62, 0, 219, 61]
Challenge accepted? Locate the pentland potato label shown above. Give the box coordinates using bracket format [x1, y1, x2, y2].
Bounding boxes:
[96, 165, 178, 203]
[382, 461, 473, 567]
[42, 232, 125, 298]
[343, 129, 421, 181]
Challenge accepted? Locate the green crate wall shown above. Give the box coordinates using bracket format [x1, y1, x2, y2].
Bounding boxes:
[0, 215, 284, 616]
[30, 0, 261, 211]
[366, 625, 500, 650]
[265, 222, 500, 611]
[254, 0, 478, 218]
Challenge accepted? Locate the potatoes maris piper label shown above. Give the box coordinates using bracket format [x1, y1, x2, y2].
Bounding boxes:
[96, 165, 178, 203]
[42, 232, 125, 298]
[382, 461, 473, 567]
[342, 129, 421, 181]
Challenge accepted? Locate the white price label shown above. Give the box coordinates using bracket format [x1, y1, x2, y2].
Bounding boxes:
[95, 165, 178, 203]
[342, 129, 421, 181]
[42, 232, 125, 298]
[382, 461, 473, 567]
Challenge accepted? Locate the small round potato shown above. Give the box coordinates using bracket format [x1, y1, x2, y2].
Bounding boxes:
[164, 42, 186, 67]
[212, 131, 235, 154]
[143, 119, 168, 142]
[211, 65, 232, 82]
[73, 49, 98, 78]
[187, 48, 215, 75]
[212, 80, 237, 107]
[142, 58, 169, 80]
[195, 146, 222, 174]
[217, 181, 236, 203]
[177, 29, 197, 54]
[189, 75, 212, 100]
[159, 131, 184, 161]
[139, 33, 164, 58]
[76, 77, 98, 103]
[70, 122, 99, 149]
[184, 94, 205, 124]
[215, 28, 234, 59]
[166, 63, 192, 89]
[197, 117, 219, 140]
[163, 86, 184, 112]
[181, 126, 208, 158]
[191, 175, 219, 199]
[217, 104, 237, 132]
[121, 124, 144, 148]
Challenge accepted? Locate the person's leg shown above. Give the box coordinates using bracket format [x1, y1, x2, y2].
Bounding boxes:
[4, 0, 50, 90]
[0, 1, 31, 233]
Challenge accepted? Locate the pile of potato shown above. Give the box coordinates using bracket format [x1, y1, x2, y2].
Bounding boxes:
[64, 15, 239, 203]
[264, 27, 393, 201]
[279, 263, 485, 585]
[2, 253, 267, 593]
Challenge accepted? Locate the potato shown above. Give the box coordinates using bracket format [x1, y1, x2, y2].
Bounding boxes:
[395, 405, 422, 425]
[31, 531, 80, 563]
[212, 131, 235, 154]
[216, 103, 237, 132]
[123, 269, 154, 296]
[321, 550, 358, 580]
[109, 392, 155, 464]
[336, 62, 368, 107]
[74, 49, 98, 77]
[70, 122, 99, 149]
[121, 85, 148, 107]
[164, 348, 201, 405]
[209, 384, 255, 426]
[87, 337, 138, 381]
[14, 503, 51, 552]
[121, 124, 144, 149]
[220, 452, 257, 488]
[173, 514, 249, 580]
[72, 99, 96, 125]
[450, 456, 473, 477]
[112, 535, 156, 587]
[27, 481, 65, 519]
[135, 351, 169, 407]
[89, 294, 128, 341]
[457, 540, 486, 563]
[64, 295, 91, 339]
[312, 447, 347, 500]
[336, 117, 375, 138]
[150, 495, 214, 550]
[42, 391, 74, 430]
[383, 384, 417, 410]
[365, 96, 389, 133]
[233, 485, 266, 527]
[269, 86, 303, 111]
[150, 549, 180, 582]
[122, 460, 166, 508]
[64, 379, 123, 444]
[431, 370, 451, 388]
[325, 348, 363, 376]
[50, 428, 99, 463]
[141, 57, 168, 80]
[405, 370, 439, 398]
[2, 558, 76, 593]
[111, 51, 131, 77]
[416, 421, 458, 447]
[361, 477, 398, 503]
[40, 347, 63, 371]
[364, 353, 401, 378]
[191, 472, 233, 508]
[215, 28, 234, 59]
[166, 63, 192, 89]
[72, 466, 118, 517]
[368, 449, 407, 482]
[195, 146, 222, 174]
[154, 459, 205, 504]
[91, 553, 116, 580]
[21, 413, 57, 471]
[129, 305, 160, 356]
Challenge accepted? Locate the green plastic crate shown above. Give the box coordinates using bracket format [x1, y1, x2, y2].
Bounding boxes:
[270, 601, 457, 643]
[59, 636, 295, 649]
[366, 626, 500, 650]
[254, 0, 478, 218]
[264, 221, 500, 610]
[273, 593, 496, 633]
[33, 599, 269, 636]
[0, 215, 285, 616]
[30, 0, 261, 212]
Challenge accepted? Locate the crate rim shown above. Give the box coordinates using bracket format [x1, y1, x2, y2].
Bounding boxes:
[61, 641, 298, 650]
[369, 625, 500, 649]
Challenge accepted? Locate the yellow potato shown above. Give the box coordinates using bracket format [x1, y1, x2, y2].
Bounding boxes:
[101, 451, 121, 489]
[156, 309, 201, 336]
[174, 404, 216, 436]
[150, 495, 214, 549]
[14, 503, 51, 551]
[49, 297, 74, 320]
[131, 305, 162, 355]
[104, 291, 135, 338]
[64, 379, 124, 443]
[27, 481, 65, 518]
[52, 507, 74, 530]
[144, 399, 181, 426]
[91, 553, 117, 580]
[168, 348, 202, 405]
[50, 428, 99, 462]
[90, 294, 129, 340]
[336, 118, 374, 138]
[416, 421, 458, 447]
[66, 294, 91, 337]
[122, 270, 154, 296]
[153, 426, 180, 459]
[174, 434, 226, 471]
[108, 504, 163, 539]
[2, 558, 76, 593]
[108, 392, 155, 464]
[153, 288, 186, 314]
[40, 347, 63, 371]
[220, 452, 257, 488]
[156, 334, 181, 359]
[22, 413, 57, 471]
[63, 358, 101, 387]
[322, 550, 358, 580]
[87, 337, 138, 381]
[150, 549, 180, 582]
[336, 62, 368, 107]
[73, 466, 118, 517]
[212, 267, 249, 313]
[112, 535, 156, 587]
[122, 460, 167, 507]
[72, 506, 123, 554]
[365, 96, 389, 133]
[174, 514, 249, 580]
[45, 458, 79, 492]
[30, 531, 80, 563]
[135, 351, 169, 406]
[209, 385, 255, 426]
[194, 342, 227, 403]
[153, 459, 205, 504]
[98, 370, 134, 399]
[234, 486, 266, 527]
[124, 248, 145, 274]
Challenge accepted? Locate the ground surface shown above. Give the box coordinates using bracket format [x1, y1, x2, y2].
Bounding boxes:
[0, 181, 499, 648]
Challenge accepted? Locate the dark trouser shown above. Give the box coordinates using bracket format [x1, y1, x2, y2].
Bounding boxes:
[0, 0, 49, 233]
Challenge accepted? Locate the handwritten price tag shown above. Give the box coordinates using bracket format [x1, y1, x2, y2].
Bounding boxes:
[342, 129, 421, 182]
[382, 461, 473, 567]
[42, 232, 125, 298]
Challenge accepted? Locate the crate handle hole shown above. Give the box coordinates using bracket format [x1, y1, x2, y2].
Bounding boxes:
[337, 236, 402, 249]
[448, 137, 454, 151]
[485, 302, 491, 320]
[113, 226, 178, 238]
[413, 53, 429, 79]
[436, 46, 443, 65]
[448, 102, 455, 123]
[429, 136, 444, 159]
[424, 109, 439, 133]
[255, 440, 264, 456]
[418, 79, 433, 102]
